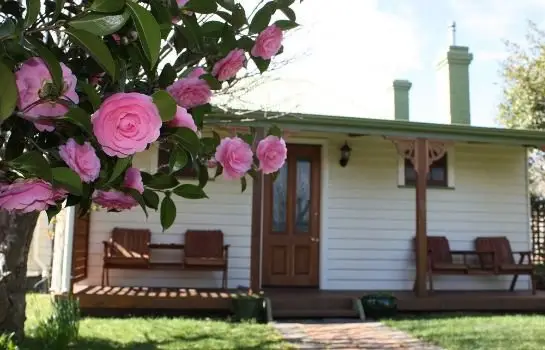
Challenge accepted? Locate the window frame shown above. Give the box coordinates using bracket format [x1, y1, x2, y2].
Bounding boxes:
[397, 147, 455, 188]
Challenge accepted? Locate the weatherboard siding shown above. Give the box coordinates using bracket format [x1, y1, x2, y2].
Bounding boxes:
[75, 134, 531, 291]
[80, 144, 253, 289]
[323, 135, 530, 291]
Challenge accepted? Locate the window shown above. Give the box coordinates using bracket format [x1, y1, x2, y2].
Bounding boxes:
[404, 154, 449, 187]
[157, 144, 196, 179]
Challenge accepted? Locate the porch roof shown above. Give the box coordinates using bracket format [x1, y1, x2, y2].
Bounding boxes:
[205, 110, 545, 147]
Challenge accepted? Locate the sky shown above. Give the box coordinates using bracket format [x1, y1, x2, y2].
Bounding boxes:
[221, 0, 545, 127]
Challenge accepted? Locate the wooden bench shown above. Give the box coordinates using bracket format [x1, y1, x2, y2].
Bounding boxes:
[102, 228, 151, 286]
[475, 236, 536, 294]
[414, 236, 493, 292]
[102, 228, 229, 289]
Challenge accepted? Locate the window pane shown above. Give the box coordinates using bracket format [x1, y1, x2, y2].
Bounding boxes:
[430, 167, 445, 182]
[295, 159, 311, 233]
[272, 164, 288, 232]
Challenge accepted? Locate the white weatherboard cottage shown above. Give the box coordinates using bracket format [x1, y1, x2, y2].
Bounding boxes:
[50, 44, 542, 296]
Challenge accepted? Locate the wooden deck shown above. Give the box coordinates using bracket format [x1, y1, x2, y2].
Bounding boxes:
[72, 285, 545, 318]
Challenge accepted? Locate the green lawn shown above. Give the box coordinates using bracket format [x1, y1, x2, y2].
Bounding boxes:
[21, 294, 291, 350]
[385, 313, 545, 350]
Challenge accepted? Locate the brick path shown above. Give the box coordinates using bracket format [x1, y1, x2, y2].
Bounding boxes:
[273, 319, 443, 350]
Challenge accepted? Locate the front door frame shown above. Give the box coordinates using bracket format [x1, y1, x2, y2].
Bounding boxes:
[257, 137, 329, 290]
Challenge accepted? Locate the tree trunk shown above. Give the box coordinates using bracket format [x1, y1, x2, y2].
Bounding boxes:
[0, 211, 39, 342]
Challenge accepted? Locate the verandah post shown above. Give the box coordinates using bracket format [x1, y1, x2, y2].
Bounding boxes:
[414, 138, 429, 297]
[250, 127, 265, 292]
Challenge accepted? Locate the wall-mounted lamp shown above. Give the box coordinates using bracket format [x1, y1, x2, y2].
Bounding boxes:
[339, 142, 352, 167]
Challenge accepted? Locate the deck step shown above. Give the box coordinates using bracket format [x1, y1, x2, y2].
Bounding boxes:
[272, 308, 358, 318]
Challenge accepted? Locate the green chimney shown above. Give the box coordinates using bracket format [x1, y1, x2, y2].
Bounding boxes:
[436, 46, 473, 125]
[393, 79, 412, 121]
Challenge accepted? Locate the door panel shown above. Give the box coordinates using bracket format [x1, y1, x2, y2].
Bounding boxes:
[262, 144, 321, 287]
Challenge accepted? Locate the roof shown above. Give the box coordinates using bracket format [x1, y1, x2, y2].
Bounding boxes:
[205, 110, 545, 147]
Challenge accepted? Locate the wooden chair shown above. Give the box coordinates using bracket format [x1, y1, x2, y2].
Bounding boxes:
[102, 228, 151, 286]
[183, 230, 230, 289]
[475, 236, 536, 294]
[416, 236, 482, 292]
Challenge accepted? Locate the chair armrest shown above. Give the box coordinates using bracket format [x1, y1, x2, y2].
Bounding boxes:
[102, 240, 113, 258]
[513, 251, 532, 256]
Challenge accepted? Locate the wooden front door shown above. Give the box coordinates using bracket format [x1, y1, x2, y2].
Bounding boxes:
[262, 144, 321, 287]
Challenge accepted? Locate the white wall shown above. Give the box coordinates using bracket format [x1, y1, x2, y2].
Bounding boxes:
[322, 135, 530, 291]
[75, 133, 531, 291]
[79, 144, 253, 289]
[27, 212, 53, 278]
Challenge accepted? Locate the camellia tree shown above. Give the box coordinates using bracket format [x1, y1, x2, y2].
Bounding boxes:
[0, 0, 299, 339]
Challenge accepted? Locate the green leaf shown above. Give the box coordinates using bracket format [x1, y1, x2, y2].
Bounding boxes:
[249, 2, 277, 34]
[216, 0, 235, 11]
[172, 127, 200, 156]
[51, 167, 83, 196]
[214, 164, 223, 179]
[0, 18, 16, 40]
[240, 176, 247, 192]
[152, 90, 177, 122]
[274, 20, 299, 30]
[63, 107, 93, 134]
[68, 10, 130, 36]
[91, 0, 126, 13]
[180, 14, 204, 50]
[126, 188, 148, 217]
[200, 74, 222, 90]
[79, 81, 101, 111]
[197, 163, 209, 188]
[9, 151, 52, 181]
[252, 56, 271, 73]
[169, 146, 188, 172]
[52, 0, 66, 21]
[65, 27, 117, 80]
[268, 124, 282, 137]
[26, 38, 63, 96]
[189, 103, 211, 128]
[160, 194, 177, 231]
[108, 157, 132, 183]
[0, 61, 17, 121]
[231, 4, 247, 29]
[158, 63, 177, 89]
[127, 1, 162, 67]
[173, 184, 208, 199]
[185, 0, 217, 14]
[46, 204, 62, 222]
[280, 7, 296, 21]
[143, 189, 160, 210]
[24, 0, 40, 28]
[147, 173, 179, 189]
[275, 0, 295, 7]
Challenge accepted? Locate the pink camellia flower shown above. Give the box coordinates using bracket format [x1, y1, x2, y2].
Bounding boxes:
[166, 68, 212, 109]
[92, 190, 138, 211]
[15, 57, 79, 132]
[187, 67, 206, 79]
[251, 25, 283, 60]
[214, 137, 253, 180]
[176, 0, 189, 6]
[212, 49, 246, 81]
[59, 138, 101, 183]
[256, 136, 287, 174]
[91, 92, 162, 158]
[168, 106, 197, 131]
[123, 167, 144, 194]
[0, 179, 67, 213]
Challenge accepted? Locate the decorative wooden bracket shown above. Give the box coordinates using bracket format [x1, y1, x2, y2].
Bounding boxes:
[386, 137, 451, 174]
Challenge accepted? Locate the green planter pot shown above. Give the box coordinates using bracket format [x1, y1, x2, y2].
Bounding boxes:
[232, 297, 266, 322]
[361, 294, 398, 320]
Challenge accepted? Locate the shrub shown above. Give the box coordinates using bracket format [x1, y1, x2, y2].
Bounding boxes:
[31, 297, 80, 349]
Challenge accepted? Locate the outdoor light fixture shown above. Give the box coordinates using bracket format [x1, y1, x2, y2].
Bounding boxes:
[339, 142, 352, 167]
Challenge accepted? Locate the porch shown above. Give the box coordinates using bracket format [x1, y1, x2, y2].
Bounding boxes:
[72, 285, 545, 318]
